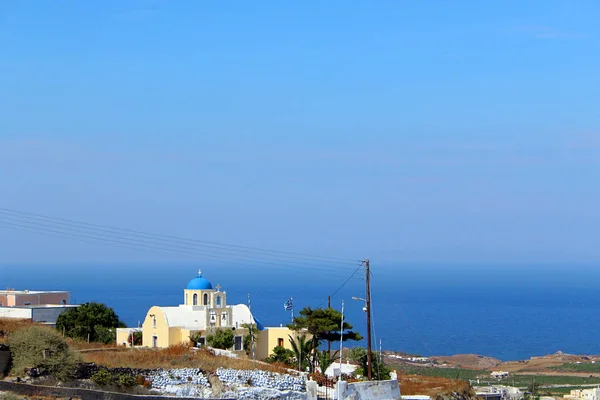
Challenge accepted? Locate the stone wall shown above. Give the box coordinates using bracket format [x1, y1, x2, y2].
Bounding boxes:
[334, 378, 401, 400]
[217, 368, 306, 391]
[0, 380, 231, 400]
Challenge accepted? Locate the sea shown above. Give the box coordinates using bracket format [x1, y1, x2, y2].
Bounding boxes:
[3, 263, 600, 362]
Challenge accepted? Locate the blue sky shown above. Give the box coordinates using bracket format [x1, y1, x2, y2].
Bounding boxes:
[0, 1, 599, 265]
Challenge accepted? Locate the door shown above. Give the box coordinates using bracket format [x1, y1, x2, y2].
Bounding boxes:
[152, 335, 158, 348]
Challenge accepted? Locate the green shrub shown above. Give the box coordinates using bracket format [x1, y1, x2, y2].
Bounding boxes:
[118, 373, 137, 388]
[91, 368, 114, 386]
[55, 302, 125, 343]
[1, 393, 22, 400]
[206, 329, 234, 350]
[8, 326, 79, 381]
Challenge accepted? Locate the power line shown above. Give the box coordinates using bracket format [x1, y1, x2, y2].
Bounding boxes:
[315, 263, 364, 308]
[0, 218, 354, 275]
[0, 213, 355, 272]
[0, 208, 358, 264]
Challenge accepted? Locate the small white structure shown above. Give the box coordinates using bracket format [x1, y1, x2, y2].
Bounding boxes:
[474, 385, 522, 400]
[564, 388, 600, 400]
[490, 371, 509, 379]
[325, 361, 358, 378]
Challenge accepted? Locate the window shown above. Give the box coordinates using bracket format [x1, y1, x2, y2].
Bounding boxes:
[216, 295, 221, 307]
[198, 337, 206, 347]
[278, 338, 284, 347]
[193, 293, 198, 305]
[185, 293, 188, 305]
[153, 318, 156, 329]
[62, 299, 67, 305]
[203, 293, 208, 305]
[23, 302, 32, 305]
[234, 335, 243, 351]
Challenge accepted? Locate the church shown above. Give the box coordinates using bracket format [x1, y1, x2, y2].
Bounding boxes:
[128, 270, 302, 360]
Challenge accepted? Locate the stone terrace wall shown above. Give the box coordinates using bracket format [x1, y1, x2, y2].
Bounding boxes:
[0, 381, 232, 400]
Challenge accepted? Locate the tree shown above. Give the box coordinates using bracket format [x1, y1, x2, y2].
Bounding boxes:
[206, 329, 235, 350]
[56, 302, 126, 344]
[351, 347, 391, 380]
[127, 331, 142, 346]
[189, 331, 203, 346]
[265, 346, 295, 366]
[317, 350, 340, 375]
[8, 326, 79, 381]
[288, 334, 314, 371]
[242, 323, 259, 356]
[288, 307, 361, 372]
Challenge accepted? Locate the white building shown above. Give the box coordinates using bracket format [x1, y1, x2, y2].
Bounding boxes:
[0, 304, 78, 326]
[564, 388, 600, 400]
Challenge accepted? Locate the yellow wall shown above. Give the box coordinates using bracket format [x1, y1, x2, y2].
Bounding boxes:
[255, 327, 310, 360]
[116, 329, 131, 346]
[142, 306, 171, 348]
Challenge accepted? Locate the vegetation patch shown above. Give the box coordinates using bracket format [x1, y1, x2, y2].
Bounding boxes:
[549, 362, 600, 373]
[7, 325, 79, 381]
[81, 344, 288, 374]
[55, 302, 126, 344]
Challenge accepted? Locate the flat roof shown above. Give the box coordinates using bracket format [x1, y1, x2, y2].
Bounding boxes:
[0, 290, 69, 295]
[0, 304, 78, 309]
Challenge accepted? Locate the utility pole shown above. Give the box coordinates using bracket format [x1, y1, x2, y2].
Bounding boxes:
[327, 296, 331, 353]
[365, 259, 373, 380]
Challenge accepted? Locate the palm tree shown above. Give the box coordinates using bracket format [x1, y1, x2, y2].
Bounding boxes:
[288, 334, 314, 371]
[317, 350, 340, 375]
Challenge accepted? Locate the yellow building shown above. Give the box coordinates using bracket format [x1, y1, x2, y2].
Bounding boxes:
[138, 270, 304, 360]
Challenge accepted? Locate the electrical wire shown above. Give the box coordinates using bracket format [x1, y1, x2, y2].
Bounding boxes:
[315, 263, 364, 308]
[0, 208, 358, 264]
[0, 212, 360, 272]
[0, 219, 352, 275]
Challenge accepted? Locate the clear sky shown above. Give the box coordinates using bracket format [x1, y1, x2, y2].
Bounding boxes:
[1, 1, 599, 265]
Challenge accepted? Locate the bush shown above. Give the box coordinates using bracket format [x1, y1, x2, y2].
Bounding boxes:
[127, 331, 143, 346]
[91, 368, 113, 386]
[1, 393, 22, 400]
[55, 302, 125, 343]
[8, 326, 79, 381]
[265, 346, 295, 366]
[206, 329, 234, 350]
[189, 331, 203, 346]
[118, 373, 137, 388]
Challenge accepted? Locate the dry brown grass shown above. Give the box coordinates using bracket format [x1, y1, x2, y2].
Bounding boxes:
[0, 318, 39, 343]
[66, 338, 120, 351]
[398, 373, 474, 397]
[81, 344, 290, 374]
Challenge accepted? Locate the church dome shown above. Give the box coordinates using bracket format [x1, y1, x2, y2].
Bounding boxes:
[187, 270, 213, 290]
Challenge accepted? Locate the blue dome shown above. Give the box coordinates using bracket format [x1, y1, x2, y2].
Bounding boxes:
[187, 272, 213, 290]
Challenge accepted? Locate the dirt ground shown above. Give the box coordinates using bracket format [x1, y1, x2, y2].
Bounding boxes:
[431, 352, 600, 375]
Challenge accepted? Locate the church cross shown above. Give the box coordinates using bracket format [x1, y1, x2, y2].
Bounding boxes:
[215, 284, 222, 292]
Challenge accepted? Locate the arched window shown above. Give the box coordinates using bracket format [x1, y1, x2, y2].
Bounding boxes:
[203, 293, 209, 305]
[216, 295, 221, 307]
[193, 293, 198, 305]
[61, 299, 67, 305]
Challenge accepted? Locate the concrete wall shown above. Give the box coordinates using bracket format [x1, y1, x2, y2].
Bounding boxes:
[334, 379, 401, 400]
[31, 306, 72, 325]
[0, 307, 32, 319]
[0, 347, 11, 376]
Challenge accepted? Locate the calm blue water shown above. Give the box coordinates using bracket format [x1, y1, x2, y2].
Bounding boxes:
[2, 264, 600, 361]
